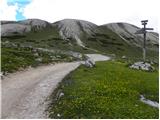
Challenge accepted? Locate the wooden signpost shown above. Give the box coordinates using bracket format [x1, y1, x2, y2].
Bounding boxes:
[135, 20, 153, 61]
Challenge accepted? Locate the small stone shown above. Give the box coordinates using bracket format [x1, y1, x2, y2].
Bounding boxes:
[34, 53, 39, 57]
[135, 104, 138, 107]
[35, 58, 42, 62]
[56, 55, 61, 58]
[59, 92, 64, 97]
[122, 56, 126, 59]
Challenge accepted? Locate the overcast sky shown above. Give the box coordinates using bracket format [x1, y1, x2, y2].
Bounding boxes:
[0, 0, 159, 32]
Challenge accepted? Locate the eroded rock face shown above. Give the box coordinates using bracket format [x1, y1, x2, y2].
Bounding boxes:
[1, 23, 31, 36]
[53, 19, 97, 47]
[130, 62, 154, 71]
[19, 19, 52, 29]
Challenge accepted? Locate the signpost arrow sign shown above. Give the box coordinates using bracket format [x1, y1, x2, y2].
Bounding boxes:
[135, 29, 145, 34]
[135, 20, 153, 61]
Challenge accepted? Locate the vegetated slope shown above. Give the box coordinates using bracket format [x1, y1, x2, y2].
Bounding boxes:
[1, 47, 77, 74]
[53, 19, 158, 60]
[86, 25, 158, 60]
[104, 22, 158, 50]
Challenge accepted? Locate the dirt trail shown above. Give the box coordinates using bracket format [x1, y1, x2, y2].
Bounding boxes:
[2, 62, 80, 118]
[1, 54, 110, 119]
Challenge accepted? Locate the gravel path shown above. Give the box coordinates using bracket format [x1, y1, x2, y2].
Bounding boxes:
[1, 54, 110, 119]
[2, 62, 80, 119]
[85, 54, 110, 61]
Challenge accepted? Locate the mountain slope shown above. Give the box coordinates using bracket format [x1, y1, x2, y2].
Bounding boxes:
[1, 19, 53, 37]
[103, 22, 158, 48]
[53, 19, 97, 47]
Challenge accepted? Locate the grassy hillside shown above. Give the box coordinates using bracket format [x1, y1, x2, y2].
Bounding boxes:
[48, 61, 159, 119]
[1, 47, 77, 74]
[1, 26, 91, 74]
[1, 26, 95, 53]
[83, 26, 158, 61]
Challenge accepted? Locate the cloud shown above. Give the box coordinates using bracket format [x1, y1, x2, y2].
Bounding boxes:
[8, 0, 32, 20]
[0, 0, 32, 21]
[0, 0, 18, 21]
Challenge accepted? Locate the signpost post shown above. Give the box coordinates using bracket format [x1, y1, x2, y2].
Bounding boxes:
[135, 20, 153, 62]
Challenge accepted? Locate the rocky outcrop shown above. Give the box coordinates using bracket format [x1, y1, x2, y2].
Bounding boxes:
[84, 58, 95, 67]
[130, 62, 154, 71]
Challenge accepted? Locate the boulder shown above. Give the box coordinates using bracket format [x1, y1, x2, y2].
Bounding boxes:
[130, 62, 154, 71]
[84, 58, 95, 67]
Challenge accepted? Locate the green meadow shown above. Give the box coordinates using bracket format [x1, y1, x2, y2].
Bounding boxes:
[49, 61, 159, 119]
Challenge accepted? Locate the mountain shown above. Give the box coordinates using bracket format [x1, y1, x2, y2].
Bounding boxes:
[19, 19, 53, 29]
[103, 22, 158, 48]
[1, 19, 53, 37]
[1, 19, 159, 60]
[53, 19, 97, 47]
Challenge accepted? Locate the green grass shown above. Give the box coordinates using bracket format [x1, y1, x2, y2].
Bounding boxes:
[48, 61, 159, 119]
[1, 47, 76, 74]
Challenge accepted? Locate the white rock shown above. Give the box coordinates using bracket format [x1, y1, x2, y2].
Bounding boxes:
[59, 92, 64, 98]
[122, 56, 126, 59]
[145, 63, 151, 67]
[34, 53, 39, 57]
[130, 62, 154, 71]
[35, 58, 42, 62]
[130, 65, 140, 69]
[140, 95, 159, 108]
[134, 62, 144, 66]
[84, 58, 95, 68]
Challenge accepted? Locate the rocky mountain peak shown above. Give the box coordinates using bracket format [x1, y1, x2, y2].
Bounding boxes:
[53, 19, 97, 47]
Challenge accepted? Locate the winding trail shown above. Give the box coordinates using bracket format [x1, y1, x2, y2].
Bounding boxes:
[1, 54, 110, 119]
